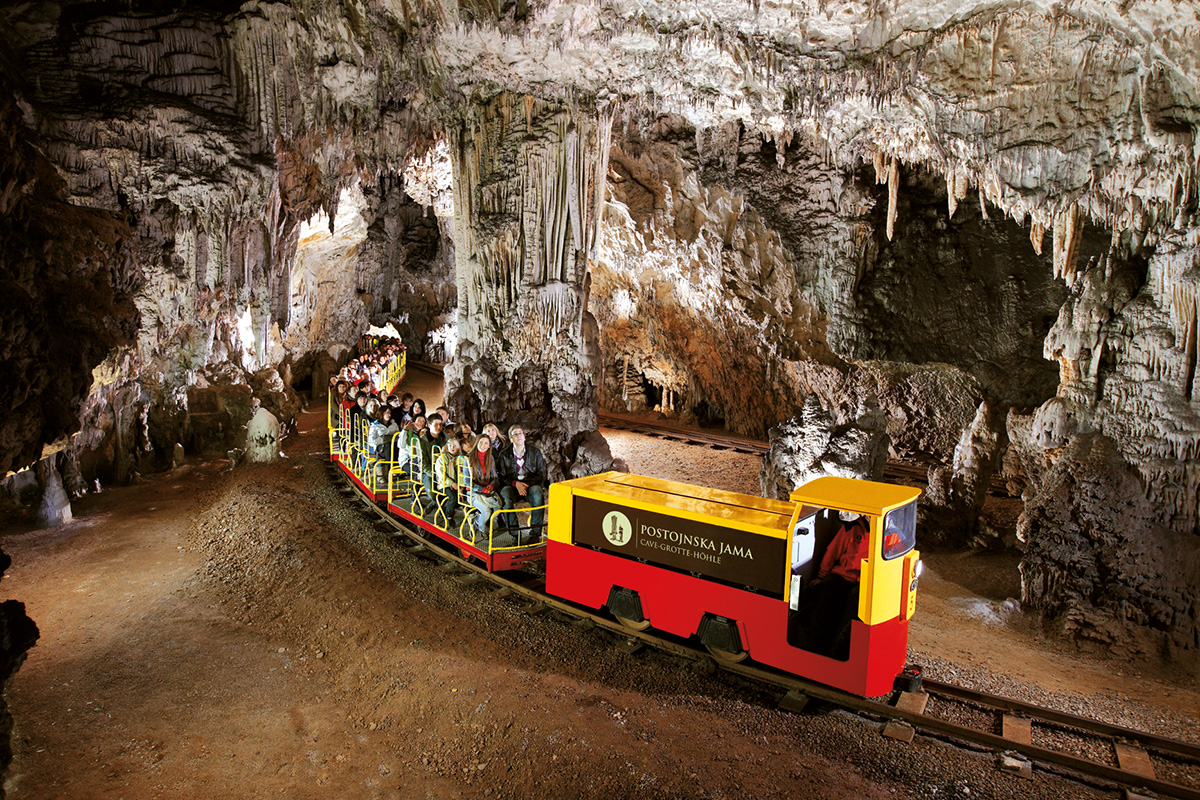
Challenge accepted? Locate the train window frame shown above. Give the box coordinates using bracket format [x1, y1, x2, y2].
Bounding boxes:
[882, 501, 917, 560]
[791, 512, 816, 573]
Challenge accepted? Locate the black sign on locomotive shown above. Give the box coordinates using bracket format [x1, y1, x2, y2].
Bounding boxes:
[572, 495, 788, 594]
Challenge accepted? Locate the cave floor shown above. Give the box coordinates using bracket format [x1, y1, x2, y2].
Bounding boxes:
[1, 407, 1196, 799]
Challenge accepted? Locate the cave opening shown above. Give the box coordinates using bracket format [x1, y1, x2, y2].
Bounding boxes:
[641, 378, 663, 410]
[854, 167, 1070, 412]
[292, 371, 313, 396]
[691, 398, 726, 427]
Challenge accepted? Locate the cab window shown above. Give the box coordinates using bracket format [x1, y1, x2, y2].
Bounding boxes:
[882, 501, 917, 560]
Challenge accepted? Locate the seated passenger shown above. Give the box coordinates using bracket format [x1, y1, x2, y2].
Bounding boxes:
[434, 405, 454, 428]
[808, 512, 871, 660]
[435, 437, 463, 522]
[367, 407, 400, 457]
[397, 414, 426, 476]
[398, 393, 414, 423]
[410, 398, 427, 421]
[456, 421, 474, 440]
[498, 425, 548, 538]
[418, 414, 448, 514]
[468, 434, 508, 546]
[482, 423, 508, 459]
[348, 392, 369, 425]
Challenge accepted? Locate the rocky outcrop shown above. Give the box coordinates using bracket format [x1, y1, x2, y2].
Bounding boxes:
[244, 407, 280, 463]
[1019, 433, 1200, 662]
[34, 456, 72, 528]
[0, 548, 38, 800]
[759, 395, 889, 500]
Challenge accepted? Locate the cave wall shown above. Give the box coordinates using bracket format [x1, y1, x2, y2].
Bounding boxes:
[0, 68, 140, 477]
[0, 0, 442, 479]
[595, 118, 993, 469]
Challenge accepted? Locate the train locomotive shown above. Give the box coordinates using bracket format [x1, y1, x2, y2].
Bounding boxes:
[329, 353, 923, 698]
[547, 472, 922, 696]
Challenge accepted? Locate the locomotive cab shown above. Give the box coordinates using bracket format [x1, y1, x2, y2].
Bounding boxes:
[784, 478, 922, 664]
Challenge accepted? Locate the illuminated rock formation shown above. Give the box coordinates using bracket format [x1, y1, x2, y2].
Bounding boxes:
[445, 93, 614, 477]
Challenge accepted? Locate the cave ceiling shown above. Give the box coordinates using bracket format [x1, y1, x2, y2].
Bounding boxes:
[1, 0, 1198, 474]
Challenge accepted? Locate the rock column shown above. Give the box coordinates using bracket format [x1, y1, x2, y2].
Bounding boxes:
[35, 455, 72, 528]
[445, 94, 614, 478]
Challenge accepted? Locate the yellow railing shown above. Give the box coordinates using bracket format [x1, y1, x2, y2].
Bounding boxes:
[485, 505, 549, 550]
[387, 432, 413, 504]
[324, 346, 555, 554]
[325, 348, 406, 465]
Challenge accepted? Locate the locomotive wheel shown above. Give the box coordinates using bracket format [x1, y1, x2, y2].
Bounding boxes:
[615, 615, 651, 632]
[705, 644, 749, 664]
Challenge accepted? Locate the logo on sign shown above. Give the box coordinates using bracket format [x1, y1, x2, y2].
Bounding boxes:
[602, 510, 633, 547]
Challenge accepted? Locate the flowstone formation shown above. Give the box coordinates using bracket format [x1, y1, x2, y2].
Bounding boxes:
[759, 395, 889, 500]
[445, 93, 614, 478]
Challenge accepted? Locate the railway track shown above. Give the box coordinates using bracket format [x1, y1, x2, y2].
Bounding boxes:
[328, 461, 1200, 800]
[599, 413, 770, 456]
[412, 362, 1005, 495]
[598, 414, 1019, 497]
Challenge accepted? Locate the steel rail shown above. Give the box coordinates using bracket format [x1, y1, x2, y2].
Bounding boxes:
[328, 462, 1199, 800]
[598, 413, 770, 456]
[923, 678, 1200, 760]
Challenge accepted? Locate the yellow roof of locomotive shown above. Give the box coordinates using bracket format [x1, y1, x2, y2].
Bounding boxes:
[562, 472, 795, 536]
[788, 476, 921, 517]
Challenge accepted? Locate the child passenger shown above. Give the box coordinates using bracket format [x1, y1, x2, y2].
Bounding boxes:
[435, 437, 463, 523]
[468, 434, 507, 546]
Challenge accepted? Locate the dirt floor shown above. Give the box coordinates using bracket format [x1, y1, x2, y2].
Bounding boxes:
[2, 374, 1198, 799]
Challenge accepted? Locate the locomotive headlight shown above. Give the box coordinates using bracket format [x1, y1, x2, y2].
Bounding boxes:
[914, 559, 924, 579]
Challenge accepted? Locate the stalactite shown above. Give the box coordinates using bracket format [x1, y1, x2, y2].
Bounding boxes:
[886, 157, 899, 242]
[1052, 204, 1081, 283]
[1030, 221, 1045, 256]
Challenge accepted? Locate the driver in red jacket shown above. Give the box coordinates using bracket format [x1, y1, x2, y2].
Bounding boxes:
[808, 512, 871, 659]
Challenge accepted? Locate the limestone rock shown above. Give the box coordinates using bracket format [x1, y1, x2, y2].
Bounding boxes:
[760, 395, 889, 500]
[568, 431, 616, 479]
[243, 408, 281, 464]
[0, 547, 39, 795]
[923, 400, 1009, 543]
[35, 457, 72, 528]
[1018, 433, 1200, 662]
